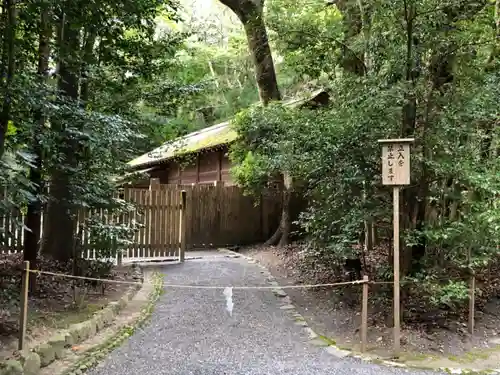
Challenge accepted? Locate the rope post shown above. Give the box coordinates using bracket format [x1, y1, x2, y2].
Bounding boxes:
[19, 261, 30, 350]
[179, 190, 187, 262]
[361, 275, 369, 353]
[468, 270, 475, 334]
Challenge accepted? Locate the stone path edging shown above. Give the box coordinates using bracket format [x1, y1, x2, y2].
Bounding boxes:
[217, 248, 500, 375]
[0, 264, 144, 375]
[61, 272, 163, 375]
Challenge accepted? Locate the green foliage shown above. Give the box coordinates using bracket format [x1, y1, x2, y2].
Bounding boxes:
[76, 258, 114, 286]
[84, 200, 144, 260]
[408, 276, 470, 310]
[0, 0, 186, 256]
[231, 78, 401, 250]
[230, 104, 294, 193]
[231, 0, 500, 311]
[0, 0, 498, 318]
[266, 0, 342, 83]
[428, 281, 470, 310]
[231, 150, 269, 193]
[156, 32, 259, 129]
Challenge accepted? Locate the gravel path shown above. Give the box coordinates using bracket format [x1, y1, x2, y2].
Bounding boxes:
[88, 252, 442, 375]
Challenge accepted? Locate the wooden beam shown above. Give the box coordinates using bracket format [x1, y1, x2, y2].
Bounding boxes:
[149, 178, 160, 190]
[217, 150, 222, 181]
[196, 154, 200, 183]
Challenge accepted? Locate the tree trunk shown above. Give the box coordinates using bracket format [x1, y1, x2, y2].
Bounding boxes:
[218, 0, 290, 245]
[264, 222, 282, 247]
[335, 0, 367, 75]
[241, 13, 280, 104]
[278, 172, 292, 246]
[400, 1, 420, 277]
[42, 14, 80, 262]
[399, 0, 487, 276]
[80, 29, 97, 105]
[218, 0, 281, 105]
[486, 0, 499, 70]
[24, 8, 51, 277]
[0, 0, 16, 159]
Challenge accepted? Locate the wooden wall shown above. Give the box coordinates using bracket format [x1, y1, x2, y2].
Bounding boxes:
[147, 184, 283, 248]
[147, 147, 234, 186]
[184, 185, 282, 248]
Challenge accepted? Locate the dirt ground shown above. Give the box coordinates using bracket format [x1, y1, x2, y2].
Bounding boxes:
[241, 244, 500, 363]
[0, 253, 134, 360]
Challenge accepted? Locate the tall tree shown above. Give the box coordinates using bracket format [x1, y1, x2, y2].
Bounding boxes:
[218, 0, 296, 246]
[24, 5, 52, 272]
[42, 10, 81, 261]
[0, 0, 16, 159]
[233, 0, 500, 310]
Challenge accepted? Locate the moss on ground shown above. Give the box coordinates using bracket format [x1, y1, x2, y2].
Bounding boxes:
[29, 304, 104, 332]
[62, 273, 163, 375]
[318, 335, 336, 346]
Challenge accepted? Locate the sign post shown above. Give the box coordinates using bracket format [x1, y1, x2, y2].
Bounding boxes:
[377, 138, 414, 356]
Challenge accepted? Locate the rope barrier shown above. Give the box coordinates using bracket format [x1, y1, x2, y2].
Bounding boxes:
[30, 269, 143, 286]
[369, 276, 462, 285]
[28, 269, 459, 289]
[29, 269, 367, 290]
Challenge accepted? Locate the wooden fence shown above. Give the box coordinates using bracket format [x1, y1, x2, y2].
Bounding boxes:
[184, 185, 282, 248]
[132, 184, 282, 248]
[0, 207, 25, 254]
[0, 185, 283, 258]
[78, 188, 185, 260]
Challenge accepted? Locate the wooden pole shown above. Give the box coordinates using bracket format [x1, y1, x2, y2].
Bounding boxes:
[19, 261, 30, 350]
[393, 186, 401, 356]
[179, 190, 187, 262]
[467, 247, 475, 334]
[116, 236, 123, 267]
[195, 154, 200, 183]
[361, 275, 369, 353]
[468, 271, 475, 334]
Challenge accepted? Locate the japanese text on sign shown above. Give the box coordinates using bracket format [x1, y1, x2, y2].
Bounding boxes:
[381, 142, 410, 185]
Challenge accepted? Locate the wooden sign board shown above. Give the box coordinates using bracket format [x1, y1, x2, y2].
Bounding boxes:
[378, 139, 414, 186]
[377, 137, 414, 356]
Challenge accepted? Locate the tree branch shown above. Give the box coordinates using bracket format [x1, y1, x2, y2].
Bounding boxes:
[281, 28, 367, 75]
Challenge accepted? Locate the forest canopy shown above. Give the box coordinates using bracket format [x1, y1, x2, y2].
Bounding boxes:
[0, 0, 499, 311]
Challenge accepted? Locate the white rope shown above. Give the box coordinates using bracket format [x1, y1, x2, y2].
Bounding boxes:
[29, 269, 366, 289]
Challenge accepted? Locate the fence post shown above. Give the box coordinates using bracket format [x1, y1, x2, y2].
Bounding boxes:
[19, 261, 30, 350]
[179, 190, 187, 262]
[361, 275, 369, 353]
[115, 237, 123, 267]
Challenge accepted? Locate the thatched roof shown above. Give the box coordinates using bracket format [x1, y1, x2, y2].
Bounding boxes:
[128, 88, 329, 169]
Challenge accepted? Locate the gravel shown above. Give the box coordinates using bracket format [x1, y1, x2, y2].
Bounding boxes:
[87, 252, 442, 375]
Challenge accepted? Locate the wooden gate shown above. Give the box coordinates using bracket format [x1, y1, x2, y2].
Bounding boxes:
[123, 188, 185, 259]
[77, 188, 186, 262]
